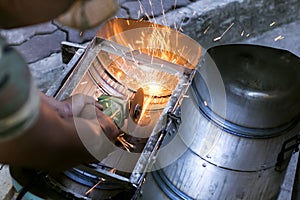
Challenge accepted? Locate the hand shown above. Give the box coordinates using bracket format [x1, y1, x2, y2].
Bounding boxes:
[79, 104, 119, 143]
[41, 92, 102, 119]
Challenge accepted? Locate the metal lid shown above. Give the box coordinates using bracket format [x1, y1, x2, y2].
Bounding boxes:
[193, 44, 300, 137]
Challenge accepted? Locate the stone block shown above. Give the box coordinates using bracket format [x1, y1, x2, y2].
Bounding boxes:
[0, 22, 57, 45]
[122, 0, 191, 19]
[13, 30, 66, 63]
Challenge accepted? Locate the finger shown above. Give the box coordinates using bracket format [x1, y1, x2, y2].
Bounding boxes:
[79, 104, 98, 120]
[71, 94, 96, 116]
[96, 111, 119, 142]
[95, 102, 103, 110]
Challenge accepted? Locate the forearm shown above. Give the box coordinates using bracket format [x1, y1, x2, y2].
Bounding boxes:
[0, 100, 96, 171]
[0, 0, 74, 29]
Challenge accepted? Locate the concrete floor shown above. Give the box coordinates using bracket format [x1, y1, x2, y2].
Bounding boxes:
[1, 0, 300, 199]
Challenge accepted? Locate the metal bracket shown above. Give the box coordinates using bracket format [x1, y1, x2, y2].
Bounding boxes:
[275, 134, 300, 171]
[61, 41, 86, 64]
[165, 107, 181, 136]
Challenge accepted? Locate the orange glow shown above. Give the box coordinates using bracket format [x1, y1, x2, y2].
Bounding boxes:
[96, 18, 202, 112]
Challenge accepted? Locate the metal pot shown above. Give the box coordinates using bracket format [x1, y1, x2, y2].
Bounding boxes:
[141, 44, 300, 200]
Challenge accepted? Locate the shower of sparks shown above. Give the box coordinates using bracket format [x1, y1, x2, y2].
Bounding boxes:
[213, 22, 235, 42]
[274, 35, 284, 41]
[148, 0, 156, 21]
[270, 22, 276, 27]
[117, 133, 135, 152]
[137, 0, 159, 24]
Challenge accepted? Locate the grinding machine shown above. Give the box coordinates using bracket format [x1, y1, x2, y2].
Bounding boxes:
[9, 18, 300, 199]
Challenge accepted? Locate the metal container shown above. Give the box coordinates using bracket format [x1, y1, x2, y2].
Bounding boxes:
[141, 44, 300, 200]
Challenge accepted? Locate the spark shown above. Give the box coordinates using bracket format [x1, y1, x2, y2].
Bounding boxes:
[138, 48, 142, 54]
[274, 35, 284, 41]
[160, 0, 167, 26]
[85, 178, 106, 195]
[117, 133, 135, 152]
[270, 21, 276, 27]
[241, 30, 244, 36]
[173, 22, 177, 30]
[213, 22, 235, 42]
[85, 168, 116, 196]
[128, 43, 134, 51]
[203, 26, 210, 35]
[246, 33, 250, 37]
[204, 100, 208, 106]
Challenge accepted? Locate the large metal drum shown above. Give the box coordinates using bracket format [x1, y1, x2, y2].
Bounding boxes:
[141, 44, 300, 200]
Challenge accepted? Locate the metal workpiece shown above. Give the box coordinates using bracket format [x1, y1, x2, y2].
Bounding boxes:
[196, 44, 300, 132]
[142, 44, 300, 200]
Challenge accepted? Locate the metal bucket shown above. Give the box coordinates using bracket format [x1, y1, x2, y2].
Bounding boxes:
[141, 44, 300, 200]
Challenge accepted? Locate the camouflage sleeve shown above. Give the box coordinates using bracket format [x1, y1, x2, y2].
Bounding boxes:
[0, 36, 40, 141]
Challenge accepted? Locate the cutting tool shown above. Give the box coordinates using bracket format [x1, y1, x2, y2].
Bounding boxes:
[98, 88, 144, 130]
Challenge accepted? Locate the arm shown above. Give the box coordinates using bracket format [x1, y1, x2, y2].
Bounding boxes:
[0, 35, 119, 171]
[0, 0, 119, 30]
[0, 95, 119, 171]
[0, 0, 74, 28]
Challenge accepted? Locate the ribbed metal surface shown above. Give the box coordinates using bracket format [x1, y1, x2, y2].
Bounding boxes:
[142, 45, 300, 200]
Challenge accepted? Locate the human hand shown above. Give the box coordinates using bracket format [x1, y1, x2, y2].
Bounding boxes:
[41, 93, 102, 119]
[42, 92, 119, 142]
[79, 104, 119, 143]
